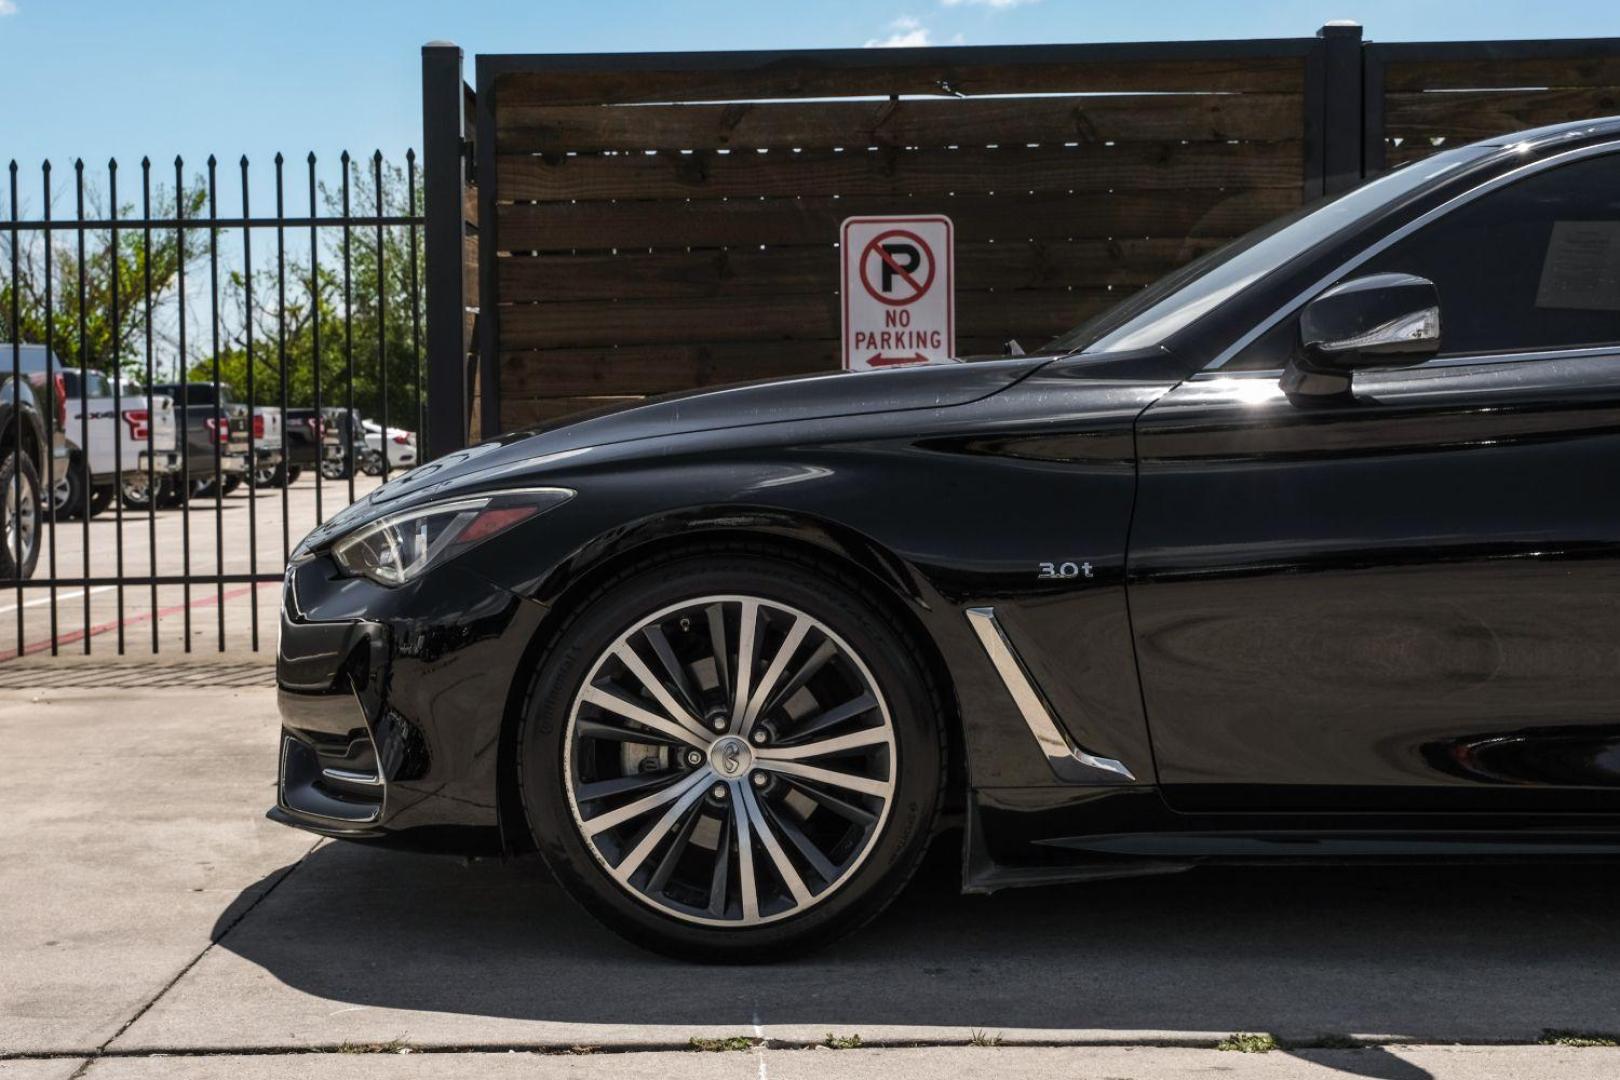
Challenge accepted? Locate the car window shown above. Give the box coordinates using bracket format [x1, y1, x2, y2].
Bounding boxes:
[1358, 151, 1620, 356]
[1044, 146, 1495, 356]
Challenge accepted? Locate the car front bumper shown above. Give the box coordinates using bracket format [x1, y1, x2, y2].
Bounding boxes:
[272, 555, 548, 852]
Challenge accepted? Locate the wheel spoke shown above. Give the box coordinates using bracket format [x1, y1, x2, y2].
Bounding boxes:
[728, 600, 760, 731]
[611, 642, 711, 741]
[707, 810, 732, 917]
[781, 776, 877, 827]
[740, 614, 810, 735]
[782, 692, 878, 745]
[732, 782, 759, 921]
[612, 773, 713, 878]
[759, 759, 890, 799]
[706, 603, 729, 701]
[759, 797, 841, 885]
[742, 785, 813, 906]
[762, 639, 835, 717]
[642, 624, 703, 718]
[580, 684, 708, 751]
[646, 799, 705, 895]
[576, 718, 687, 748]
[583, 766, 711, 838]
[576, 770, 686, 803]
[757, 726, 889, 762]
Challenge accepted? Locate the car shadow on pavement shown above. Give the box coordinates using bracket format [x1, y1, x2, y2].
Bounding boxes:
[211, 834, 1620, 1069]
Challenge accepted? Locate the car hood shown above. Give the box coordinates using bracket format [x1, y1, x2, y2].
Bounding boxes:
[295, 356, 1049, 553]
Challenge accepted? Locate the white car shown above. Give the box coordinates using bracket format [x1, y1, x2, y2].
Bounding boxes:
[360, 420, 417, 474]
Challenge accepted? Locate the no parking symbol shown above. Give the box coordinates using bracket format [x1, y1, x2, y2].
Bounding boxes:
[841, 216, 954, 372]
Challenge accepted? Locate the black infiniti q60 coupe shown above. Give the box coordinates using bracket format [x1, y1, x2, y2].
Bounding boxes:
[277, 117, 1620, 959]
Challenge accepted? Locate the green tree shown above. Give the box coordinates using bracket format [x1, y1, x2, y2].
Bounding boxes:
[0, 169, 207, 379]
[200, 158, 423, 432]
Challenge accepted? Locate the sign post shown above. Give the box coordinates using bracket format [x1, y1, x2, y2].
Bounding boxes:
[841, 215, 954, 372]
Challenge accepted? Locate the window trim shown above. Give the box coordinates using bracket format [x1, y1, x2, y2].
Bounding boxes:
[1205, 139, 1620, 373]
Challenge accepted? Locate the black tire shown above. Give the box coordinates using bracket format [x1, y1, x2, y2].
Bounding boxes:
[517, 551, 944, 962]
[250, 462, 288, 489]
[285, 466, 303, 485]
[359, 451, 384, 477]
[156, 476, 190, 509]
[222, 473, 243, 495]
[50, 457, 88, 520]
[0, 451, 43, 580]
[86, 484, 113, 518]
[122, 475, 155, 511]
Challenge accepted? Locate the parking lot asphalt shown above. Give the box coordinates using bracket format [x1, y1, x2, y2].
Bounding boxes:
[0, 474, 382, 661]
[6, 682, 1620, 1079]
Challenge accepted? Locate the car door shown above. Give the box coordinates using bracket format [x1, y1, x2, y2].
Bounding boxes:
[1128, 147, 1620, 814]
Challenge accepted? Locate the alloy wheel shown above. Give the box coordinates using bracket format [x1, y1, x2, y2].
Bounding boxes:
[5, 471, 37, 564]
[563, 595, 896, 928]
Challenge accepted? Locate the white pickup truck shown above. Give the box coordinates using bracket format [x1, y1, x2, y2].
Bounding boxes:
[54, 368, 180, 518]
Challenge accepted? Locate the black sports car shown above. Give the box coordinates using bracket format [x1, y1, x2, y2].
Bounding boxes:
[275, 117, 1620, 960]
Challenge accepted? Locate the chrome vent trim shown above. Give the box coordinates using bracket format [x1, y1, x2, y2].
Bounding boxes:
[965, 606, 1136, 782]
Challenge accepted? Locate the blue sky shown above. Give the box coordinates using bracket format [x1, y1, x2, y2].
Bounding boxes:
[2, 0, 1618, 183]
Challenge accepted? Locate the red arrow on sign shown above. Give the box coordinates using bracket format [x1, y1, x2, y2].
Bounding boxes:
[866, 353, 930, 368]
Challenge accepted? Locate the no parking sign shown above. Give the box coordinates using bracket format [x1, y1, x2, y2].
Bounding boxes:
[840, 215, 954, 372]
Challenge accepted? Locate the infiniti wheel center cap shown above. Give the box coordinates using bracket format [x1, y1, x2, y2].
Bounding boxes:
[708, 735, 754, 779]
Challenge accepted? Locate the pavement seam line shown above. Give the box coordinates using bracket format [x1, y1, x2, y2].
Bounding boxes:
[10, 1035, 1609, 1062]
[63, 837, 323, 1079]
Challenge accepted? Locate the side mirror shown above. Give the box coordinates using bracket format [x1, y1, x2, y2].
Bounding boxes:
[1282, 273, 1441, 396]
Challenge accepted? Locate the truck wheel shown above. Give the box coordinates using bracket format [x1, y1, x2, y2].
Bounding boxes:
[51, 459, 88, 520]
[0, 451, 43, 580]
[251, 462, 288, 489]
[223, 474, 243, 495]
[157, 476, 191, 509]
[86, 484, 114, 518]
[121, 477, 154, 511]
[285, 466, 303, 485]
[320, 459, 348, 481]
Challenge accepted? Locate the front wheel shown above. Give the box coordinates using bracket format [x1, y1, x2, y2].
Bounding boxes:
[0, 451, 42, 580]
[517, 554, 943, 961]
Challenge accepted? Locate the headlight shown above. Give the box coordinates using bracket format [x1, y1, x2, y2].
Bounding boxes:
[329, 487, 573, 586]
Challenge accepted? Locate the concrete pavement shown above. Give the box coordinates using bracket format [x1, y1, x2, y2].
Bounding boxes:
[5, 681, 1620, 1078]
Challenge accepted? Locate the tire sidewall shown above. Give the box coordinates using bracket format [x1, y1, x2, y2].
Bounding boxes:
[518, 554, 942, 960]
[0, 452, 41, 580]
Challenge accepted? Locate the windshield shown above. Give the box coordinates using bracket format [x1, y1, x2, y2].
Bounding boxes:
[1042, 146, 1497, 356]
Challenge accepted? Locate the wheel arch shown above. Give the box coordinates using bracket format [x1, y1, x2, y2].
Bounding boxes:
[493, 511, 966, 856]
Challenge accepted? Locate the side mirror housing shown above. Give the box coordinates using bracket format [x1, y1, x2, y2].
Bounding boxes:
[1283, 273, 1441, 396]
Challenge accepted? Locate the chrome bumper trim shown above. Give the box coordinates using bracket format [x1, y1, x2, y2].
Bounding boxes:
[964, 606, 1136, 782]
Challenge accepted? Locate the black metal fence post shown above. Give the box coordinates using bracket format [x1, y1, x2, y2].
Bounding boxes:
[421, 42, 470, 461]
[1320, 22, 1365, 194]
[1304, 22, 1365, 200]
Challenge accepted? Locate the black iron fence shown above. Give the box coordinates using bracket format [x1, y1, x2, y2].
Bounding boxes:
[2, 151, 425, 656]
[7, 25, 1618, 661]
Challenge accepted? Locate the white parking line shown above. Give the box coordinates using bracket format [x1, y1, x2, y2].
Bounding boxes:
[0, 584, 117, 615]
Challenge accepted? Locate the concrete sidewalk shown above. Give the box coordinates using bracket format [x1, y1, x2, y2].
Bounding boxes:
[5, 682, 1620, 1078]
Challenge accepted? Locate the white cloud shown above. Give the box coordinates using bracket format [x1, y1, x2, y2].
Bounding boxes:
[941, 0, 1038, 8]
[0, 1, 18, 15]
[865, 15, 933, 48]
[864, 14, 963, 48]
